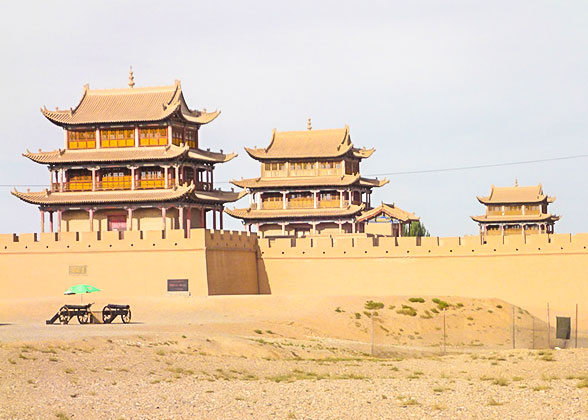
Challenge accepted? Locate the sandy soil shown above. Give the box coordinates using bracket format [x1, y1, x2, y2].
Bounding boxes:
[1, 295, 586, 419]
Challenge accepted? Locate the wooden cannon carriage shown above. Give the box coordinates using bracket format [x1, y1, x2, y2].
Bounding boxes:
[102, 304, 132, 324]
[46, 303, 132, 324]
[46, 303, 98, 325]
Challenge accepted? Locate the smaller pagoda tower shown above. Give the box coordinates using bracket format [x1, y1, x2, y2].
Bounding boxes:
[225, 120, 388, 236]
[471, 181, 560, 239]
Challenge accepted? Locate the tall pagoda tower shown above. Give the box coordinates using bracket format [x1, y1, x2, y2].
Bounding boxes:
[12, 71, 241, 235]
[225, 120, 388, 236]
[471, 181, 560, 239]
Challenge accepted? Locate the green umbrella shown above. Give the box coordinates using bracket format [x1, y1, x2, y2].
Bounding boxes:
[64, 284, 101, 303]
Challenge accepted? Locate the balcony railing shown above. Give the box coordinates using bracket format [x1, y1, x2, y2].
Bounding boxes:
[289, 199, 315, 208]
[319, 199, 342, 208]
[98, 179, 133, 190]
[261, 201, 284, 210]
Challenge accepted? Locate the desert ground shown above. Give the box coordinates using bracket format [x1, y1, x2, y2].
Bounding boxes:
[1, 295, 587, 420]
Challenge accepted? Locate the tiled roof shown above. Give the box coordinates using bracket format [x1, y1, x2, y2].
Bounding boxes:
[244, 125, 374, 160]
[231, 175, 387, 189]
[356, 203, 419, 223]
[193, 189, 245, 203]
[188, 149, 237, 163]
[23, 144, 236, 165]
[470, 214, 561, 223]
[40, 81, 220, 126]
[11, 185, 243, 206]
[12, 185, 194, 205]
[477, 184, 555, 204]
[225, 204, 365, 221]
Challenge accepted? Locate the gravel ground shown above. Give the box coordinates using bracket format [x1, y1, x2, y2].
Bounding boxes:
[1, 332, 587, 420]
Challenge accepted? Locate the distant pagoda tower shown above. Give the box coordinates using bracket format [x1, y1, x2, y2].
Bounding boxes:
[225, 120, 388, 236]
[471, 181, 560, 239]
[12, 70, 241, 235]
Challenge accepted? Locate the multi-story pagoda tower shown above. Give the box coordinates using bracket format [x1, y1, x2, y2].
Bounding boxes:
[225, 120, 388, 236]
[471, 181, 560, 239]
[12, 71, 241, 235]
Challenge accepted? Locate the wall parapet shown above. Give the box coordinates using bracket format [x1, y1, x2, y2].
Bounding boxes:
[0, 229, 257, 253]
[258, 233, 588, 258]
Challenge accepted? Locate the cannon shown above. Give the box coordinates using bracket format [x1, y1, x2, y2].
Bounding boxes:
[102, 304, 132, 324]
[46, 303, 96, 325]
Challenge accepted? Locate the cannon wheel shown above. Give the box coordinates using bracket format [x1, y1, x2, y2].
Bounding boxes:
[58, 306, 70, 324]
[121, 309, 131, 324]
[77, 311, 91, 325]
[102, 306, 113, 324]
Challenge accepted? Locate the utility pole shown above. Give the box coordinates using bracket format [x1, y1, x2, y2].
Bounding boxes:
[370, 313, 375, 357]
[547, 303, 551, 349]
[576, 304, 579, 349]
[532, 317, 535, 350]
[512, 305, 516, 349]
[443, 308, 446, 355]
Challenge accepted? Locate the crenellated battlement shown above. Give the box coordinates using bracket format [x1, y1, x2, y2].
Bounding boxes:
[0, 229, 257, 253]
[257, 233, 588, 258]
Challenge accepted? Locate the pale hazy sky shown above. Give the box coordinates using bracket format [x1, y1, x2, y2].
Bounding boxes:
[1, 1, 586, 236]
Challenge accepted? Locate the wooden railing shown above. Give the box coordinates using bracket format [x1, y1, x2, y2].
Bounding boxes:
[262, 201, 284, 210]
[289, 199, 314, 208]
[318, 199, 341, 208]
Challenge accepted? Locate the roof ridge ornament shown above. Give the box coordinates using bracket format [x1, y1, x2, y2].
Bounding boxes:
[515, 177, 518, 187]
[128, 66, 135, 88]
[307, 117, 312, 131]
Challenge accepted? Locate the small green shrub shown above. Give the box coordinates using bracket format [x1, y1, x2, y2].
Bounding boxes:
[496, 304, 503, 309]
[456, 302, 464, 307]
[432, 298, 450, 310]
[355, 312, 361, 319]
[408, 297, 425, 303]
[364, 300, 384, 310]
[254, 329, 263, 334]
[388, 305, 396, 310]
[396, 305, 417, 317]
[335, 307, 342, 313]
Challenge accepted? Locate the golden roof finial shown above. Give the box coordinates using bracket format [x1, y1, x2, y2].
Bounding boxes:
[307, 117, 312, 131]
[128, 66, 135, 88]
[515, 177, 519, 187]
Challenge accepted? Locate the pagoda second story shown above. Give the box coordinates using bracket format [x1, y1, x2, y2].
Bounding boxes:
[225, 120, 388, 237]
[471, 181, 560, 239]
[12, 71, 242, 236]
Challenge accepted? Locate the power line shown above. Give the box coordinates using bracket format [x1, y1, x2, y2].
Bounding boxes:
[1, 152, 587, 188]
[365, 153, 588, 177]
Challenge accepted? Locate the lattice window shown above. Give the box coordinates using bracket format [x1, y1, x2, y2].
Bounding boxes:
[68, 130, 96, 149]
[101, 129, 134, 148]
[139, 127, 168, 147]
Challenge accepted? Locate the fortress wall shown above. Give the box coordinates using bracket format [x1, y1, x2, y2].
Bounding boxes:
[204, 230, 259, 295]
[0, 229, 201, 299]
[256, 233, 588, 315]
[0, 229, 259, 299]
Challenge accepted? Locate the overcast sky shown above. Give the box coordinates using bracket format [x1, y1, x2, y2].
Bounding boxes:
[0, 1, 586, 236]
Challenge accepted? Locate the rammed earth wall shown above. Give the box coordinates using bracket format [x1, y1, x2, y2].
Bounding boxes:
[0, 229, 259, 299]
[0, 230, 586, 316]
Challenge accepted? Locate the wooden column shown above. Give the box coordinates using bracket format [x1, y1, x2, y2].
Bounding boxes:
[186, 207, 192, 238]
[213, 209, 217, 230]
[179, 207, 184, 230]
[88, 208, 94, 232]
[200, 208, 206, 229]
[175, 165, 180, 186]
[130, 167, 136, 190]
[163, 166, 169, 188]
[219, 209, 224, 230]
[57, 210, 62, 233]
[282, 191, 287, 209]
[313, 191, 318, 209]
[40, 210, 45, 233]
[161, 207, 167, 231]
[281, 223, 286, 235]
[59, 169, 64, 192]
[127, 208, 133, 231]
[339, 190, 343, 208]
[91, 168, 97, 191]
[49, 211, 54, 232]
